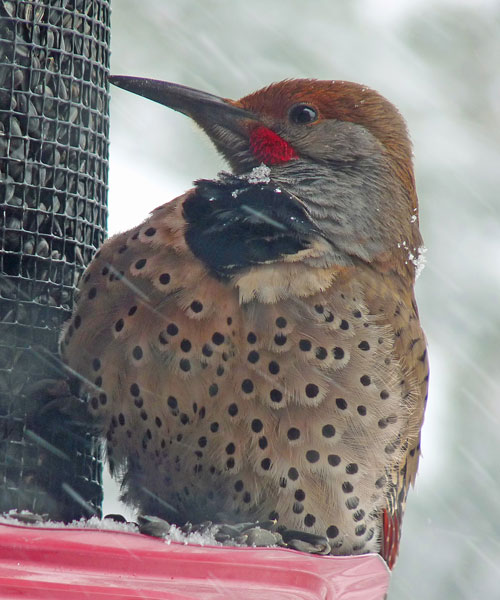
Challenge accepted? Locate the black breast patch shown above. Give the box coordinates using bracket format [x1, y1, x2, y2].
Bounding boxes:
[183, 174, 319, 278]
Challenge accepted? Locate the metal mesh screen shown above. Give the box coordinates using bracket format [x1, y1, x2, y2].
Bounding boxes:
[0, 0, 109, 520]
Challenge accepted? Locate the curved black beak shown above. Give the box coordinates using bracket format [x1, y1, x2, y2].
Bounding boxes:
[109, 75, 259, 171]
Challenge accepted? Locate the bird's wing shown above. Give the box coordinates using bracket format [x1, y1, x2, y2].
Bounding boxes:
[362, 275, 428, 568]
[59, 189, 240, 397]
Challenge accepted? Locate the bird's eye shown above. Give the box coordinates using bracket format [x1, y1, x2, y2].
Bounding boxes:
[289, 104, 318, 124]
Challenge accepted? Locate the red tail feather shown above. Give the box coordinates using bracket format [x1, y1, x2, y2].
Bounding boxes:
[381, 509, 400, 569]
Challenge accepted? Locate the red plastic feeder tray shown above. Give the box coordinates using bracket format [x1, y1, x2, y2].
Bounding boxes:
[0, 522, 389, 599]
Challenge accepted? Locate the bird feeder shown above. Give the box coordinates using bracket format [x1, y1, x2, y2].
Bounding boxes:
[0, 0, 108, 521]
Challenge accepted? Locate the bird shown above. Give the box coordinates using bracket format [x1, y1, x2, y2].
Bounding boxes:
[60, 76, 428, 568]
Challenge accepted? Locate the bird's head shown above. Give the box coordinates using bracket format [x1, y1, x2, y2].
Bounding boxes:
[110, 76, 423, 279]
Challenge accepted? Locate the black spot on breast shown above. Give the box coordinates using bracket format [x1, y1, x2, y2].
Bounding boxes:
[270, 389, 282, 403]
[274, 333, 287, 346]
[251, 419, 263, 433]
[346, 463, 358, 475]
[132, 346, 143, 360]
[299, 339, 312, 351]
[248, 351, 260, 364]
[191, 300, 203, 313]
[268, 360, 279, 374]
[241, 379, 254, 393]
[179, 358, 191, 372]
[360, 375, 371, 386]
[180, 339, 191, 352]
[322, 424, 335, 438]
[212, 332, 224, 345]
[328, 454, 341, 467]
[261, 458, 271, 470]
[275, 317, 287, 328]
[166, 323, 178, 336]
[336, 398, 347, 410]
[315, 346, 327, 360]
[333, 347, 344, 359]
[304, 514, 315, 527]
[306, 450, 320, 463]
[326, 525, 339, 538]
[305, 383, 319, 398]
[295, 489, 306, 501]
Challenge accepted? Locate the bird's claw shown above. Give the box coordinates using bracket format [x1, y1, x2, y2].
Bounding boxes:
[279, 529, 331, 554]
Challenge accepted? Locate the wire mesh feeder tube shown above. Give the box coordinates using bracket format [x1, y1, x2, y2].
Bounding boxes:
[0, 0, 110, 521]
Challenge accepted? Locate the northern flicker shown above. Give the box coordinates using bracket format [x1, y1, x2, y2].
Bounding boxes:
[60, 76, 428, 568]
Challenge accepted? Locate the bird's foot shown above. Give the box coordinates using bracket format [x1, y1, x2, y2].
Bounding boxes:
[279, 528, 331, 554]
[136, 515, 330, 554]
[23, 377, 89, 423]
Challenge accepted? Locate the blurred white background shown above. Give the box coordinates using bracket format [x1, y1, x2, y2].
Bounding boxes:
[104, 1, 500, 597]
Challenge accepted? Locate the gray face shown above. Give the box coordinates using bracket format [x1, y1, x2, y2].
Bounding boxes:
[274, 117, 386, 164]
[255, 119, 412, 268]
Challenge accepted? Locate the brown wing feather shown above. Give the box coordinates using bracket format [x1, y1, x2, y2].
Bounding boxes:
[361, 271, 428, 566]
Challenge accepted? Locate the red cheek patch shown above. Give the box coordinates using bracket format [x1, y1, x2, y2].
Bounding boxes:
[249, 126, 298, 165]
